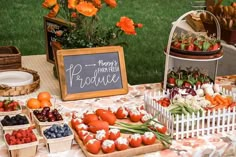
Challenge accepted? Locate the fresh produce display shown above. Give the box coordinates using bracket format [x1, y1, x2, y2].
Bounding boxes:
[0, 99, 21, 112]
[154, 84, 236, 117]
[43, 124, 72, 139]
[171, 32, 221, 52]
[4, 128, 37, 145]
[167, 67, 213, 88]
[1, 114, 29, 126]
[71, 107, 171, 154]
[33, 107, 63, 122]
[27, 91, 52, 109]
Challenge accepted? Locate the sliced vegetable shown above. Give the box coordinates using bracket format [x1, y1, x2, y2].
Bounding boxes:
[88, 120, 109, 133]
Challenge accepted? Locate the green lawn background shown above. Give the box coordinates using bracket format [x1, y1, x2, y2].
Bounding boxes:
[0, 0, 233, 84]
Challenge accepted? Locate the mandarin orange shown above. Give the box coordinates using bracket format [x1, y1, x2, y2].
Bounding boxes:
[40, 100, 52, 108]
[27, 98, 41, 109]
[37, 91, 51, 102]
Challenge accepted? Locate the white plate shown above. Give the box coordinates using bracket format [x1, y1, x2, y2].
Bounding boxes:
[0, 71, 33, 87]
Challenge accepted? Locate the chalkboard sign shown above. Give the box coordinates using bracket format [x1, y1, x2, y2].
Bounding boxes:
[55, 46, 128, 101]
[43, 16, 70, 63]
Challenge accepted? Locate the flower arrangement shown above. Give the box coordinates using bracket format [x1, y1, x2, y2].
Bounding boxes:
[42, 0, 143, 49]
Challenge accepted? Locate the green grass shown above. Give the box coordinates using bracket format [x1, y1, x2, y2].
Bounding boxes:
[0, 0, 211, 84]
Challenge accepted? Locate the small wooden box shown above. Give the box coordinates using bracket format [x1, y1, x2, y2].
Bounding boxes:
[42, 125, 74, 153]
[3, 130, 39, 157]
[0, 46, 21, 70]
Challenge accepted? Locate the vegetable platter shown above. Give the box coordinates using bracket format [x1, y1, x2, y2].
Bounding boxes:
[70, 107, 171, 157]
[144, 84, 236, 140]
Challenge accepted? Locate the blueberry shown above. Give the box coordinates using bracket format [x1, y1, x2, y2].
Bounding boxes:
[51, 133, 56, 138]
[49, 127, 55, 132]
[56, 133, 62, 138]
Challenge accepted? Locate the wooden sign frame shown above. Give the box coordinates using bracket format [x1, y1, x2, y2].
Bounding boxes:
[43, 16, 70, 64]
[55, 46, 128, 101]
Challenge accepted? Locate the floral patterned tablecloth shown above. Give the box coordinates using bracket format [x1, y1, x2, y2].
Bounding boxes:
[0, 55, 236, 157]
[0, 82, 236, 157]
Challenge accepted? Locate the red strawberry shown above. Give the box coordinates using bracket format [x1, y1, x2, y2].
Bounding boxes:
[167, 77, 176, 86]
[182, 81, 192, 88]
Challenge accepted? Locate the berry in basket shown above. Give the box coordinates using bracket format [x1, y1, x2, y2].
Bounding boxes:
[43, 124, 72, 139]
[0, 99, 21, 112]
[4, 128, 37, 145]
[33, 107, 63, 122]
[1, 114, 29, 126]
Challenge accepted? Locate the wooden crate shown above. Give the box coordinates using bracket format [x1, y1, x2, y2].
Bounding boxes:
[41, 125, 74, 153]
[0, 46, 21, 70]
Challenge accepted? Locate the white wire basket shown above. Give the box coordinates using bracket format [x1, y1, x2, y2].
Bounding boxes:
[144, 88, 236, 140]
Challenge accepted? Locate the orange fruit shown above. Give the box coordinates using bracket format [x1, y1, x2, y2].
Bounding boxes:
[37, 92, 51, 102]
[40, 100, 52, 108]
[27, 98, 41, 109]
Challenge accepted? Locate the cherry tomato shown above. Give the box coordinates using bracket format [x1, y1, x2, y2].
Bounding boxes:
[95, 130, 109, 142]
[78, 130, 89, 141]
[129, 133, 142, 147]
[101, 140, 115, 153]
[142, 132, 156, 145]
[83, 134, 95, 145]
[115, 137, 129, 151]
[109, 128, 120, 140]
[129, 110, 142, 122]
[116, 107, 128, 119]
[85, 139, 101, 154]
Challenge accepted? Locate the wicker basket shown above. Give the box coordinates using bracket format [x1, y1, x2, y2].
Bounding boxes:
[0, 46, 21, 70]
[0, 68, 40, 96]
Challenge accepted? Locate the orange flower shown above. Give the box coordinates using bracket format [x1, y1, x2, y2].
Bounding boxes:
[104, 0, 117, 8]
[42, 0, 57, 8]
[68, 0, 78, 9]
[47, 3, 60, 17]
[76, 1, 98, 17]
[93, 0, 102, 9]
[116, 16, 136, 35]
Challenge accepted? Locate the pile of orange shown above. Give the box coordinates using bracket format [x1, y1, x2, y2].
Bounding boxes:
[27, 91, 52, 109]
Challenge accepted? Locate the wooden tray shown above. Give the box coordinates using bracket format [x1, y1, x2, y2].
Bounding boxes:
[72, 126, 165, 157]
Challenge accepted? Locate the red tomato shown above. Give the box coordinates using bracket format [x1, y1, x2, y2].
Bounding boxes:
[88, 120, 109, 133]
[129, 134, 142, 147]
[95, 130, 109, 142]
[101, 139, 115, 153]
[154, 123, 167, 134]
[109, 128, 120, 140]
[186, 44, 194, 51]
[71, 118, 82, 130]
[74, 123, 88, 132]
[142, 132, 156, 145]
[83, 114, 98, 125]
[83, 134, 95, 145]
[129, 110, 142, 122]
[78, 130, 89, 141]
[116, 107, 128, 119]
[85, 139, 101, 154]
[115, 137, 129, 151]
[96, 109, 117, 125]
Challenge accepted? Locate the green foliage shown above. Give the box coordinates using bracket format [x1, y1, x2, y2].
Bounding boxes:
[0, 0, 191, 84]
